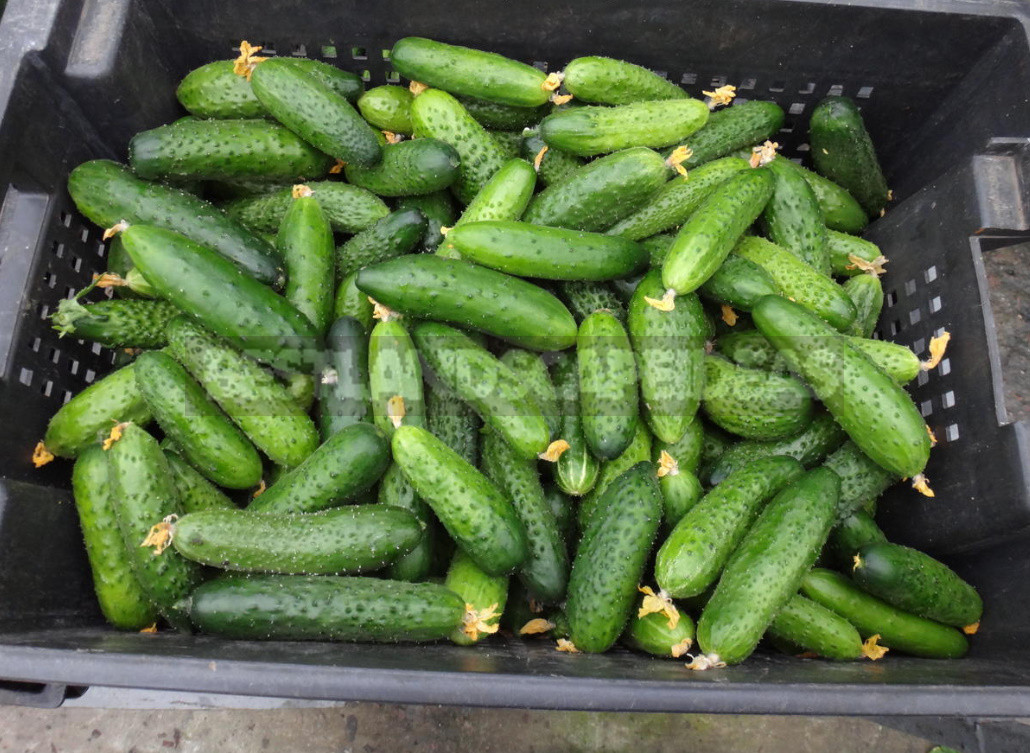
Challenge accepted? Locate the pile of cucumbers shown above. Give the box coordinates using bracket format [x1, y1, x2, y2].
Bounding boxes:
[37, 36, 981, 667]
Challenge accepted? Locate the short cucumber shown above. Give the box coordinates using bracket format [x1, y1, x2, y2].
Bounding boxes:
[357, 85, 414, 134]
[623, 599, 696, 658]
[668, 101, 784, 170]
[367, 317, 426, 437]
[773, 158, 869, 235]
[551, 352, 600, 497]
[655, 456, 803, 598]
[655, 414, 705, 475]
[763, 156, 831, 274]
[457, 95, 548, 130]
[520, 128, 584, 187]
[451, 158, 536, 226]
[500, 349, 560, 440]
[490, 130, 526, 159]
[426, 381, 481, 466]
[395, 190, 457, 252]
[566, 463, 663, 653]
[337, 208, 427, 278]
[319, 316, 373, 439]
[822, 441, 898, 518]
[277, 192, 334, 335]
[559, 281, 626, 324]
[282, 372, 315, 412]
[562, 56, 687, 104]
[767, 593, 865, 661]
[801, 568, 968, 658]
[223, 182, 389, 234]
[380, 463, 435, 582]
[843, 274, 884, 338]
[164, 451, 236, 513]
[578, 310, 639, 460]
[576, 418, 652, 535]
[333, 272, 374, 331]
[543, 484, 576, 544]
[697, 255, 780, 312]
[445, 548, 509, 645]
[186, 574, 466, 642]
[829, 510, 887, 569]
[809, 97, 889, 217]
[72, 447, 156, 629]
[344, 138, 461, 197]
[539, 100, 709, 157]
[357, 254, 577, 351]
[657, 463, 704, 532]
[702, 355, 813, 441]
[827, 230, 884, 276]
[51, 298, 179, 349]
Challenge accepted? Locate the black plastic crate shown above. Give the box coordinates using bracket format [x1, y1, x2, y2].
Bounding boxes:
[1, 0, 1029, 713]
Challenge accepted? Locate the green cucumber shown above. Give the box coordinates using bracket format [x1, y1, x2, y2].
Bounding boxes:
[669, 101, 784, 170]
[500, 349, 560, 440]
[809, 97, 889, 217]
[380, 463, 435, 582]
[713, 328, 787, 371]
[357, 85, 414, 134]
[763, 156, 831, 274]
[277, 192, 334, 334]
[392, 425, 528, 576]
[451, 158, 536, 226]
[698, 255, 780, 311]
[829, 510, 887, 569]
[822, 441, 898, 518]
[852, 543, 982, 628]
[559, 281, 625, 324]
[333, 272, 374, 330]
[566, 463, 663, 652]
[344, 138, 461, 197]
[539, 100, 708, 157]
[801, 568, 968, 658]
[457, 95, 548, 130]
[367, 317, 426, 438]
[702, 355, 813, 441]
[282, 372, 315, 412]
[426, 381, 481, 466]
[562, 57, 687, 105]
[72, 447, 157, 629]
[223, 181, 389, 234]
[489, 130, 523, 159]
[767, 593, 865, 661]
[753, 296, 930, 478]
[357, 254, 577, 351]
[186, 574, 465, 642]
[51, 298, 179, 349]
[699, 421, 733, 476]
[520, 128, 584, 187]
[164, 452, 236, 513]
[773, 156, 869, 235]
[640, 233, 677, 267]
[655, 456, 803, 598]
[578, 310, 639, 459]
[337, 208, 427, 278]
[657, 464, 704, 532]
[551, 352, 600, 496]
[543, 484, 576, 544]
[319, 316, 373, 439]
[204, 178, 291, 201]
[827, 230, 884, 276]
[853, 338, 922, 385]
[623, 599, 696, 658]
[576, 418, 653, 535]
[444, 548, 509, 645]
[697, 468, 839, 664]
[655, 414, 705, 475]
[523, 147, 668, 232]
[843, 274, 884, 338]
[395, 190, 457, 252]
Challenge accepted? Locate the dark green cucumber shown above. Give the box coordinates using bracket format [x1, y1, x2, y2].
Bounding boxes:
[392, 425, 528, 576]
[333, 271, 374, 331]
[827, 230, 884, 276]
[41, 363, 151, 458]
[640, 233, 677, 267]
[576, 418, 653, 535]
[655, 456, 803, 598]
[551, 352, 600, 497]
[106, 423, 203, 630]
[713, 328, 787, 371]
[73, 447, 157, 629]
[164, 451, 236, 513]
[451, 158, 536, 226]
[345, 138, 460, 197]
[68, 160, 280, 284]
[357, 85, 414, 134]
[277, 192, 334, 334]
[391, 37, 550, 107]
[520, 128, 585, 187]
[51, 298, 179, 348]
[426, 381, 481, 466]
[559, 281, 625, 324]
[658, 464, 704, 532]
[566, 463, 663, 653]
[698, 255, 780, 311]
[166, 315, 319, 468]
[853, 542, 982, 628]
[843, 274, 884, 338]
[763, 155, 830, 274]
[562, 56, 687, 105]
[319, 316, 373, 439]
[801, 568, 968, 658]
[395, 190, 457, 252]
[543, 484, 576, 544]
[809, 97, 889, 217]
[773, 156, 869, 235]
[413, 322, 549, 459]
[823, 441, 898, 518]
[829, 510, 887, 569]
[539, 100, 708, 157]
[753, 296, 931, 478]
[500, 349, 560, 440]
[122, 225, 319, 372]
[523, 147, 668, 232]
[368, 317, 426, 437]
[356, 254, 577, 351]
[655, 414, 705, 475]
[702, 355, 813, 441]
[223, 182, 389, 235]
[380, 463, 435, 582]
[662, 168, 776, 294]
[171, 505, 420, 574]
[456, 95, 548, 130]
[767, 593, 865, 660]
[186, 574, 465, 642]
[578, 310, 639, 460]
[697, 468, 839, 664]
[490, 130, 525, 159]
[445, 548, 509, 645]
[623, 599, 696, 658]
[204, 178, 291, 201]
[699, 421, 734, 477]
[337, 208, 427, 278]
[668, 101, 785, 170]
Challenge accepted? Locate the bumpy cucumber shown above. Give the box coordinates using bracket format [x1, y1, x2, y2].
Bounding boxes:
[319, 316, 372, 438]
[763, 156, 830, 274]
[543, 484, 576, 544]
[640, 233, 677, 267]
[576, 419, 652, 534]
[655, 456, 803, 598]
[392, 425, 527, 576]
[656, 414, 705, 475]
[702, 355, 813, 441]
[379, 463, 435, 582]
[562, 56, 687, 104]
[490, 130, 526, 159]
[164, 451, 236, 513]
[520, 128, 585, 187]
[753, 296, 930, 478]
[843, 274, 884, 338]
[500, 349, 560, 439]
[276, 192, 334, 334]
[827, 230, 884, 276]
[539, 100, 708, 157]
[658, 463, 704, 531]
[413, 322, 549, 459]
[699, 421, 734, 475]
[68, 160, 280, 284]
[187, 574, 465, 642]
[698, 255, 780, 311]
[551, 352, 600, 496]
[767, 593, 865, 661]
[662, 168, 775, 294]
[357, 254, 576, 351]
[763, 158, 869, 235]
[578, 310, 639, 460]
[72, 447, 156, 629]
[559, 281, 625, 324]
[345, 138, 461, 197]
[809, 97, 889, 217]
[456, 95, 548, 130]
[445, 548, 509, 645]
[333, 272, 374, 331]
[395, 190, 457, 252]
[367, 317, 426, 438]
[829, 510, 887, 569]
[166, 316, 319, 468]
[426, 381, 481, 466]
[282, 371, 316, 412]
[566, 463, 663, 653]
[223, 181, 389, 234]
[670, 101, 784, 170]
[51, 298, 179, 349]
[357, 85, 414, 134]
[852, 543, 982, 628]
[623, 599, 696, 658]
[822, 441, 898, 518]
[337, 208, 427, 277]
[523, 148, 668, 232]
[801, 568, 968, 658]
[452, 158, 536, 226]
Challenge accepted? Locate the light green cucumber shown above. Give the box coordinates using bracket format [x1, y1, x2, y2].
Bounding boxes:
[551, 352, 600, 497]
[276, 191, 334, 335]
[577, 310, 639, 459]
[562, 56, 687, 104]
[223, 181, 390, 235]
[539, 100, 709, 157]
[368, 318, 426, 437]
[357, 85, 414, 133]
[451, 158, 536, 227]
[445, 548, 509, 645]
[702, 355, 813, 441]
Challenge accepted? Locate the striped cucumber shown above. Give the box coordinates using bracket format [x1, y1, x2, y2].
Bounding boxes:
[344, 138, 461, 197]
[578, 310, 639, 459]
[538, 100, 709, 157]
[500, 349, 560, 440]
[223, 182, 389, 235]
[809, 97, 889, 217]
[763, 155, 830, 275]
[51, 298, 179, 349]
[843, 274, 884, 338]
[551, 352, 600, 497]
[164, 451, 236, 513]
[775, 157, 869, 234]
[767, 593, 866, 661]
[451, 158, 536, 227]
[357, 85, 414, 133]
[277, 190, 334, 335]
[562, 56, 687, 104]
[445, 548, 509, 645]
[702, 355, 814, 441]
[337, 208, 427, 278]
[318, 316, 372, 439]
[822, 441, 898, 518]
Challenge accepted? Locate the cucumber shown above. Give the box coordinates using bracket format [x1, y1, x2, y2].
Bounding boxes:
[40, 363, 151, 459]
[186, 574, 466, 642]
[166, 315, 319, 468]
[773, 158, 869, 235]
[628, 270, 706, 444]
[698, 255, 780, 312]
[829, 510, 887, 569]
[696, 468, 839, 664]
[827, 230, 884, 276]
[753, 296, 931, 478]
[122, 225, 318, 372]
[170, 505, 420, 574]
[106, 423, 203, 630]
[623, 600, 696, 658]
[809, 97, 889, 217]
[734, 236, 856, 331]
[134, 351, 262, 489]
[543, 484, 576, 543]
[713, 328, 787, 371]
[606, 157, 751, 241]
[319, 316, 373, 439]
[762, 155, 830, 274]
[357, 254, 577, 351]
[276, 192, 334, 334]
[204, 178, 291, 201]
[822, 441, 898, 518]
[638, 233, 676, 268]
[456, 95, 548, 130]
[655, 414, 705, 475]
[843, 274, 884, 338]
[767, 593, 865, 660]
[559, 281, 625, 324]
[392, 425, 527, 576]
[451, 158, 536, 226]
[391, 38, 550, 108]
[520, 128, 585, 187]
[223, 181, 390, 234]
[562, 57, 687, 105]
[357, 85, 414, 134]
[658, 464, 704, 531]
[426, 381, 481, 466]
[333, 271, 374, 331]
[446, 221, 646, 280]
[655, 456, 803, 598]
[852, 543, 982, 628]
[380, 463, 435, 582]
[578, 310, 639, 459]
[129, 118, 332, 182]
[523, 148, 668, 232]
[444, 548, 509, 645]
[576, 418, 652, 535]
[489, 130, 523, 159]
[395, 191, 457, 252]
[500, 349, 560, 440]
[282, 372, 315, 412]
[539, 100, 708, 157]
[668, 101, 784, 170]
[662, 168, 776, 294]
[801, 568, 968, 658]
[344, 138, 461, 197]
[565, 463, 663, 653]
[551, 352, 600, 497]
[164, 451, 236, 513]
[51, 298, 179, 349]
[699, 421, 734, 477]
[702, 355, 813, 441]
[337, 208, 427, 278]
[72, 447, 157, 629]
[68, 160, 281, 284]
[412, 322, 549, 459]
